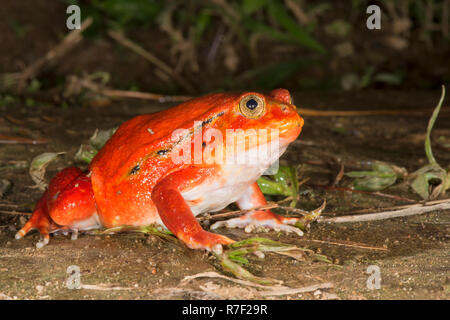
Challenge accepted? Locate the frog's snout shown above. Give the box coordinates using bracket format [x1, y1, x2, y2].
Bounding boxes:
[281, 103, 304, 128]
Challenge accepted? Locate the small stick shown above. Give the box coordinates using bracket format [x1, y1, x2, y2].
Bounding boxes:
[0, 134, 48, 145]
[100, 89, 191, 103]
[198, 196, 295, 221]
[298, 107, 450, 117]
[0, 210, 31, 216]
[342, 198, 450, 215]
[318, 200, 450, 223]
[198, 203, 280, 221]
[259, 282, 334, 297]
[332, 162, 345, 186]
[303, 239, 387, 251]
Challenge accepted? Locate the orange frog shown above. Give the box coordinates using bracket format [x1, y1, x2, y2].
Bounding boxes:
[16, 89, 304, 252]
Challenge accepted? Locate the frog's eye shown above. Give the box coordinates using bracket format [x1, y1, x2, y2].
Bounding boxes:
[239, 94, 265, 119]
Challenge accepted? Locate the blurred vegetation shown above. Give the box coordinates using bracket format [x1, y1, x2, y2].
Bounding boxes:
[0, 0, 449, 97]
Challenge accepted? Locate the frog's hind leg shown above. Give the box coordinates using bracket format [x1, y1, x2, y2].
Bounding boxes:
[16, 167, 99, 248]
[15, 189, 55, 248]
[210, 182, 304, 236]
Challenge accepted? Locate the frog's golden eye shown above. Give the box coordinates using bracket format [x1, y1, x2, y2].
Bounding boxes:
[239, 94, 265, 119]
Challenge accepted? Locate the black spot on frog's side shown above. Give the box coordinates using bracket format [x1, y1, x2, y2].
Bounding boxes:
[201, 111, 225, 127]
[129, 164, 140, 175]
[157, 149, 170, 156]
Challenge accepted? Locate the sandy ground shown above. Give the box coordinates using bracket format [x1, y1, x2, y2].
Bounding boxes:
[0, 91, 449, 300]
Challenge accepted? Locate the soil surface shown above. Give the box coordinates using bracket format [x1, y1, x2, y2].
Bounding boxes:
[0, 90, 449, 300]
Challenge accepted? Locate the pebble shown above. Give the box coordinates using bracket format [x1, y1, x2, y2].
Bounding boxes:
[36, 285, 44, 294]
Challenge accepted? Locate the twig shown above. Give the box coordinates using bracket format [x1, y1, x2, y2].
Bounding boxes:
[16, 18, 93, 92]
[318, 199, 450, 223]
[107, 30, 195, 93]
[197, 196, 314, 222]
[80, 284, 135, 291]
[180, 271, 333, 296]
[198, 203, 280, 222]
[333, 162, 345, 186]
[0, 210, 31, 216]
[298, 107, 450, 117]
[303, 239, 388, 251]
[342, 198, 450, 215]
[0, 134, 48, 145]
[259, 282, 333, 297]
[100, 89, 191, 103]
[180, 271, 277, 289]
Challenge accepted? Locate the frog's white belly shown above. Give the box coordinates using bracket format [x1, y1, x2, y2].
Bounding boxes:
[181, 143, 288, 216]
[181, 165, 263, 216]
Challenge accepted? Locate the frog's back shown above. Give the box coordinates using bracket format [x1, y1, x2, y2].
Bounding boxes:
[89, 93, 235, 227]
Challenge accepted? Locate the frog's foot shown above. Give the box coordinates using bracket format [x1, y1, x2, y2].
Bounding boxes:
[210, 210, 304, 236]
[15, 204, 56, 248]
[179, 230, 235, 254]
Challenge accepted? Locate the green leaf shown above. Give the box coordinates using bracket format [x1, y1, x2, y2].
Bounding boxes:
[267, 2, 326, 53]
[257, 166, 299, 204]
[89, 127, 117, 150]
[242, 0, 268, 15]
[345, 161, 403, 191]
[233, 59, 311, 90]
[74, 144, 98, 164]
[194, 9, 212, 41]
[257, 177, 289, 195]
[29, 152, 65, 190]
[411, 172, 438, 199]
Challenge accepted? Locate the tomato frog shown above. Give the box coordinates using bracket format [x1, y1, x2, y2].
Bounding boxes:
[16, 89, 304, 252]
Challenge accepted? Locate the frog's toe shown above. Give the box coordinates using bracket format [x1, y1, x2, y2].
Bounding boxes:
[16, 222, 51, 248]
[181, 230, 235, 252]
[210, 210, 304, 236]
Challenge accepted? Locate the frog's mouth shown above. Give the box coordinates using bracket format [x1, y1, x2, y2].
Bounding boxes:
[277, 119, 303, 143]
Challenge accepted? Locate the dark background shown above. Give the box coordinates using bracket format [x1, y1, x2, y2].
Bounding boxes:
[0, 0, 449, 102]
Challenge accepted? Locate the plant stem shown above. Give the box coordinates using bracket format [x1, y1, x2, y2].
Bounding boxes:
[425, 85, 446, 165]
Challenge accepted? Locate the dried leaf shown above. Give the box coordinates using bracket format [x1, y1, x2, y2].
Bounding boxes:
[0, 179, 12, 198]
[29, 152, 65, 190]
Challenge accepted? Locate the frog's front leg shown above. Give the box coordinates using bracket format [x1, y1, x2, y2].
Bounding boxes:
[152, 167, 234, 252]
[211, 182, 304, 236]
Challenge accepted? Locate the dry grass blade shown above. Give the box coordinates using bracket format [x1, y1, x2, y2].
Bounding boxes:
[0, 210, 31, 216]
[259, 282, 334, 297]
[303, 239, 388, 251]
[298, 107, 450, 117]
[180, 271, 333, 297]
[80, 284, 135, 291]
[0, 134, 48, 145]
[101, 89, 191, 103]
[319, 199, 450, 223]
[180, 271, 281, 289]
